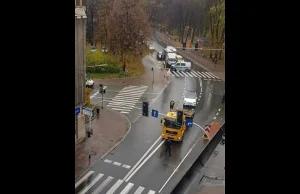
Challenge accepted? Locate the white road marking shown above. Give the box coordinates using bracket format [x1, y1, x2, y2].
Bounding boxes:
[122, 164, 131, 169]
[206, 72, 219, 79]
[208, 72, 219, 79]
[181, 72, 189, 77]
[120, 182, 134, 194]
[111, 107, 133, 111]
[113, 161, 122, 166]
[121, 111, 129, 114]
[172, 71, 179, 76]
[123, 136, 162, 181]
[107, 104, 135, 108]
[91, 176, 114, 194]
[177, 71, 184, 77]
[148, 190, 156, 194]
[108, 101, 137, 106]
[125, 140, 166, 182]
[198, 72, 207, 78]
[190, 71, 198, 77]
[213, 117, 216, 119]
[78, 173, 104, 194]
[192, 70, 202, 77]
[186, 72, 194, 77]
[75, 171, 94, 189]
[203, 72, 213, 79]
[106, 179, 123, 194]
[218, 108, 221, 111]
[133, 186, 145, 194]
[104, 159, 112, 164]
[216, 112, 219, 115]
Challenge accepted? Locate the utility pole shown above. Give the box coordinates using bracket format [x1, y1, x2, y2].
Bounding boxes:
[151, 67, 154, 83]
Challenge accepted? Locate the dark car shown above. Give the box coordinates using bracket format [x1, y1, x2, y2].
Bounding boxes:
[157, 52, 162, 60]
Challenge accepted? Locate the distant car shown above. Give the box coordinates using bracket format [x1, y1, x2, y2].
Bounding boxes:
[86, 76, 94, 88]
[90, 46, 96, 52]
[101, 46, 108, 53]
[149, 44, 155, 50]
[183, 91, 197, 108]
[157, 52, 162, 60]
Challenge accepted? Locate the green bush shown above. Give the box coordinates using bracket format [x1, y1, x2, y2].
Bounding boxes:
[86, 49, 121, 73]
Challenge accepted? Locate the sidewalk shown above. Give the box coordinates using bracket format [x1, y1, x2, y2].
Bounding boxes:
[75, 108, 130, 180]
[196, 142, 225, 194]
[154, 29, 225, 81]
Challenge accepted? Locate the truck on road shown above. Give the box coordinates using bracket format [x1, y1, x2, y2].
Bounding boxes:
[161, 109, 195, 141]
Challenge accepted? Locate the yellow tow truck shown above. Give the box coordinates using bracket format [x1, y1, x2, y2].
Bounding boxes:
[161, 109, 194, 141]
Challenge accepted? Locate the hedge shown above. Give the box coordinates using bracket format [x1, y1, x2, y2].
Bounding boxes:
[86, 49, 121, 73]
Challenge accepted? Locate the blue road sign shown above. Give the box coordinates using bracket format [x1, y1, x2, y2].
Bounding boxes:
[152, 109, 158, 118]
[186, 118, 193, 127]
[75, 107, 80, 115]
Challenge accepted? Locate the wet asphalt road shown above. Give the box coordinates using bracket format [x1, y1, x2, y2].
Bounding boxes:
[76, 41, 225, 194]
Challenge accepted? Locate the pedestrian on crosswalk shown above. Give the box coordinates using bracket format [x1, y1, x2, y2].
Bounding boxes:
[165, 139, 172, 156]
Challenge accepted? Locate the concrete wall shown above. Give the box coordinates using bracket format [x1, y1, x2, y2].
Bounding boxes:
[75, 6, 87, 144]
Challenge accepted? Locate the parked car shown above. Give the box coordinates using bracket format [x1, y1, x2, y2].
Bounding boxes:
[149, 44, 155, 50]
[170, 61, 192, 72]
[86, 76, 94, 88]
[101, 46, 108, 53]
[183, 90, 197, 108]
[157, 52, 162, 60]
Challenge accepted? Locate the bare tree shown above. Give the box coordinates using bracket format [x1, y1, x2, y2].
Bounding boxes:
[86, 0, 100, 45]
[94, 0, 114, 48]
[107, 0, 152, 71]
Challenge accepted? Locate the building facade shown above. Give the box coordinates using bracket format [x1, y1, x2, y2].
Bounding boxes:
[75, 0, 87, 144]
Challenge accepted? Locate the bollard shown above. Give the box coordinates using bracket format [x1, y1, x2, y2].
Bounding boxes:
[96, 107, 100, 115]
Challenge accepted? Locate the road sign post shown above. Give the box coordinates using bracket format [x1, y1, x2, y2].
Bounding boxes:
[185, 118, 193, 128]
[152, 109, 158, 118]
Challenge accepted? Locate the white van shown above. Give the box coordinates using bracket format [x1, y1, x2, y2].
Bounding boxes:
[165, 53, 177, 68]
[176, 55, 184, 62]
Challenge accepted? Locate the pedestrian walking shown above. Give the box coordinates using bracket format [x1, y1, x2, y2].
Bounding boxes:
[165, 139, 172, 156]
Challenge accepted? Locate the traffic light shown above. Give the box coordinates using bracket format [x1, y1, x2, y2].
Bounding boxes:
[183, 42, 186, 50]
[177, 110, 183, 125]
[99, 84, 106, 94]
[142, 101, 149, 116]
[195, 43, 198, 51]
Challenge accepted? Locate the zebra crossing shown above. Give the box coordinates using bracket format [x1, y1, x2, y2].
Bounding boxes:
[107, 85, 148, 114]
[171, 70, 221, 80]
[75, 171, 156, 194]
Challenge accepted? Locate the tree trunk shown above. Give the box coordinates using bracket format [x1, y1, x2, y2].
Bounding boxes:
[218, 50, 222, 60]
[191, 26, 196, 44]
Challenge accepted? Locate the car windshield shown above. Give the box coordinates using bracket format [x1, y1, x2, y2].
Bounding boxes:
[169, 58, 176, 62]
[185, 91, 196, 99]
[164, 119, 181, 129]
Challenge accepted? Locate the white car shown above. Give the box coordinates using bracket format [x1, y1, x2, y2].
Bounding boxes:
[86, 77, 94, 88]
[183, 91, 197, 108]
[149, 44, 155, 50]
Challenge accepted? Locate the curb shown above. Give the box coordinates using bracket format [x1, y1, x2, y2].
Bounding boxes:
[100, 110, 131, 160]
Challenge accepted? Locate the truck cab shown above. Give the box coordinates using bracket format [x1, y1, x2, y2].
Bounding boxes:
[161, 109, 194, 141]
